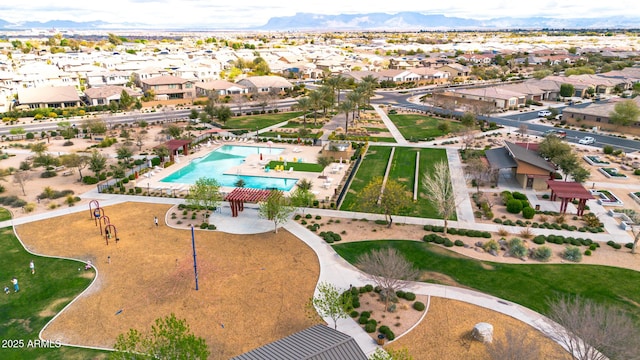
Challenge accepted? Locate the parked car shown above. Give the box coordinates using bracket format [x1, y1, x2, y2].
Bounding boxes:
[538, 110, 552, 117]
[543, 129, 567, 139]
[579, 136, 595, 145]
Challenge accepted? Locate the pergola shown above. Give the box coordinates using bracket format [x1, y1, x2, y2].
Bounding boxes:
[155, 139, 191, 162]
[224, 188, 272, 217]
[546, 180, 594, 216]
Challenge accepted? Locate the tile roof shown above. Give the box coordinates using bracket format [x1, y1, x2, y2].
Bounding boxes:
[17, 85, 80, 104]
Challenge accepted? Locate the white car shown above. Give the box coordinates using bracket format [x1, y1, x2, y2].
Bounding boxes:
[579, 136, 595, 145]
[538, 110, 552, 117]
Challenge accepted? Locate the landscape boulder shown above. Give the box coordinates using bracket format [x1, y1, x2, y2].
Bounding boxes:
[472, 322, 493, 343]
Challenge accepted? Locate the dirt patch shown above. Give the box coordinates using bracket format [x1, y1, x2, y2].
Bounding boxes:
[419, 272, 462, 287]
[386, 297, 571, 359]
[16, 202, 320, 359]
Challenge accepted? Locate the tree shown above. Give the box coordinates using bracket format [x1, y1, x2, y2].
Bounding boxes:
[119, 90, 134, 110]
[570, 165, 590, 183]
[628, 212, 640, 254]
[116, 145, 134, 165]
[13, 171, 31, 196]
[338, 99, 354, 134]
[57, 121, 75, 139]
[59, 153, 89, 181]
[134, 131, 147, 152]
[111, 313, 209, 360]
[316, 155, 334, 176]
[609, 100, 640, 127]
[165, 124, 183, 139]
[538, 136, 571, 161]
[357, 178, 412, 228]
[258, 191, 295, 233]
[460, 111, 476, 128]
[309, 90, 325, 126]
[186, 177, 221, 220]
[9, 127, 26, 140]
[422, 161, 458, 234]
[356, 248, 420, 312]
[81, 118, 107, 139]
[559, 83, 575, 98]
[213, 105, 233, 125]
[88, 149, 107, 175]
[546, 295, 640, 360]
[554, 152, 579, 180]
[30, 142, 48, 157]
[466, 157, 489, 193]
[308, 282, 351, 330]
[289, 187, 315, 215]
[295, 96, 312, 127]
[154, 146, 170, 165]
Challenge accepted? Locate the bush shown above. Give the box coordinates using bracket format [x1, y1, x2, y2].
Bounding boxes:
[533, 246, 552, 262]
[443, 238, 454, 247]
[584, 249, 592, 256]
[364, 322, 377, 333]
[563, 246, 583, 262]
[522, 206, 536, 219]
[508, 238, 528, 258]
[454, 239, 464, 246]
[413, 301, 426, 311]
[404, 292, 416, 301]
[533, 235, 546, 245]
[350, 310, 359, 318]
[483, 239, 499, 253]
[506, 199, 523, 214]
[603, 145, 614, 154]
[512, 191, 527, 200]
[82, 176, 99, 185]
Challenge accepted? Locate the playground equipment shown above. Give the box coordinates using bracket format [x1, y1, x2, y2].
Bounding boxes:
[104, 224, 119, 246]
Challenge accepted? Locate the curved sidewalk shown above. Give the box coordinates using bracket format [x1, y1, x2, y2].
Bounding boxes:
[283, 219, 571, 357]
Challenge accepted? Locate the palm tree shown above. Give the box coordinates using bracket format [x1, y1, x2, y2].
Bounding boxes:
[295, 97, 312, 128]
[309, 90, 325, 126]
[318, 86, 334, 117]
[359, 76, 378, 106]
[338, 100, 354, 135]
[325, 74, 346, 105]
[347, 89, 364, 122]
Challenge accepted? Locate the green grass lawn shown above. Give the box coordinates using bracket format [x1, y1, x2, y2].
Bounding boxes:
[266, 161, 323, 172]
[280, 121, 324, 129]
[0, 224, 106, 359]
[340, 146, 392, 210]
[0, 208, 11, 222]
[222, 111, 303, 130]
[389, 147, 450, 219]
[333, 240, 640, 322]
[389, 114, 464, 140]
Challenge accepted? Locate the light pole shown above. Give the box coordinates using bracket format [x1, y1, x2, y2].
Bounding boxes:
[191, 226, 199, 291]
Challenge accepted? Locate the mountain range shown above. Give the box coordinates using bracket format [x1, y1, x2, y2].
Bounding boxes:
[0, 12, 638, 31]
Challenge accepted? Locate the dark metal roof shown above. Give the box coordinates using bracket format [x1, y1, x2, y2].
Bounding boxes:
[231, 325, 367, 360]
[504, 141, 556, 172]
[485, 147, 517, 170]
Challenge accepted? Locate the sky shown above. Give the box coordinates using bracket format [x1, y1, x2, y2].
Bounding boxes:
[0, 0, 638, 29]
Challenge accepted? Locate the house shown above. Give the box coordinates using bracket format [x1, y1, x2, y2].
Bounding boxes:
[84, 86, 142, 106]
[485, 141, 556, 190]
[231, 325, 367, 360]
[412, 67, 450, 84]
[562, 97, 640, 136]
[439, 63, 471, 82]
[195, 80, 248, 97]
[454, 87, 526, 110]
[140, 75, 195, 100]
[236, 75, 293, 94]
[17, 85, 82, 109]
[377, 69, 421, 83]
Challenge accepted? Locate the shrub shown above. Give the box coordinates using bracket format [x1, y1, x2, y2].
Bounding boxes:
[447, 228, 457, 235]
[443, 239, 454, 247]
[584, 250, 592, 256]
[82, 176, 99, 185]
[404, 292, 416, 301]
[563, 246, 583, 262]
[603, 145, 614, 154]
[305, 214, 312, 219]
[625, 243, 634, 249]
[454, 239, 464, 246]
[512, 191, 527, 200]
[522, 206, 536, 219]
[508, 238, 528, 258]
[506, 199, 523, 214]
[350, 310, 359, 318]
[199, 222, 208, 229]
[364, 322, 377, 333]
[533, 246, 552, 262]
[364, 284, 374, 292]
[413, 301, 426, 311]
[483, 239, 499, 253]
[533, 235, 546, 245]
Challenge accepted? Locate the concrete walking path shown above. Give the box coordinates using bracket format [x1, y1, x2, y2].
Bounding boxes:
[373, 104, 408, 145]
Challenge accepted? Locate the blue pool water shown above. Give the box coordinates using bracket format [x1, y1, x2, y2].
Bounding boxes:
[160, 145, 298, 191]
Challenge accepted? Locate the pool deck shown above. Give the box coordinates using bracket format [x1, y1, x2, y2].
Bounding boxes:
[136, 140, 347, 201]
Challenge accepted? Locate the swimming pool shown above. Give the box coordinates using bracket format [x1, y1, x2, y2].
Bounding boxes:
[160, 145, 298, 191]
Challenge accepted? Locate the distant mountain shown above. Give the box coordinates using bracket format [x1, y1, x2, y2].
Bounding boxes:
[259, 12, 640, 31]
[0, 12, 638, 31]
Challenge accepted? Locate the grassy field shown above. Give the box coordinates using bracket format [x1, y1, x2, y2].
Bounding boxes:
[223, 111, 303, 130]
[0, 225, 106, 359]
[0, 208, 11, 222]
[266, 160, 323, 172]
[333, 240, 640, 322]
[340, 146, 392, 211]
[389, 147, 450, 219]
[389, 114, 464, 140]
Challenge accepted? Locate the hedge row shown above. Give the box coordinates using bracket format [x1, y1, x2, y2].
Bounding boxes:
[423, 225, 490, 238]
[532, 235, 595, 247]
